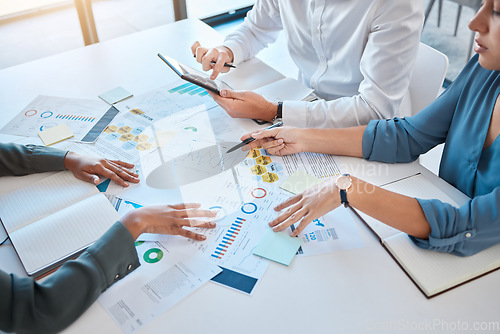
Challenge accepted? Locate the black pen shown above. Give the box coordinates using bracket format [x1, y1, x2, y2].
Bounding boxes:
[226, 121, 283, 153]
[193, 55, 236, 68]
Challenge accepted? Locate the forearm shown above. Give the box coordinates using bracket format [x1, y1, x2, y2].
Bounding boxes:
[223, 0, 282, 65]
[298, 126, 366, 157]
[348, 177, 430, 238]
[0, 143, 66, 176]
[1, 223, 139, 334]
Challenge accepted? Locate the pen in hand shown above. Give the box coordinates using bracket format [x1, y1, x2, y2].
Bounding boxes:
[226, 121, 283, 153]
[193, 55, 236, 68]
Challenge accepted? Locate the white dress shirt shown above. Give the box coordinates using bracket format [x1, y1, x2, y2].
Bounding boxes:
[223, 0, 424, 128]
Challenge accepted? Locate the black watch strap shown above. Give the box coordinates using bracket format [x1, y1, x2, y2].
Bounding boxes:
[277, 101, 283, 119]
[340, 189, 349, 208]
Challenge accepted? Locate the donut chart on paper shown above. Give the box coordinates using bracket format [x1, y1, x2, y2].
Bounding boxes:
[25, 110, 37, 116]
[241, 202, 257, 214]
[143, 248, 164, 263]
[251, 188, 267, 199]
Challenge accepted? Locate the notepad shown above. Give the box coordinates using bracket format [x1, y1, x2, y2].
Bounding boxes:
[354, 173, 500, 298]
[38, 123, 74, 146]
[280, 170, 322, 195]
[0, 171, 119, 278]
[99, 86, 133, 105]
[253, 229, 303, 266]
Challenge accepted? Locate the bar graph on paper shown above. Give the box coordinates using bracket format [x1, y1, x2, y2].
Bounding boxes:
[168, 82, 209, 96]
[0, 95, 114, 141]
[56, 114, 95, 122]
[212, 217, 245, 259]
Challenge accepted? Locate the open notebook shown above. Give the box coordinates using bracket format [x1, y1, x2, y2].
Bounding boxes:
[0, 171, 119, 278]
[354, 173, 500, 298]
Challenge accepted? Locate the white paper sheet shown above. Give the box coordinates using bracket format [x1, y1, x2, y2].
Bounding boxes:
[98, 243, 221, 333]
[0, 95, 109, 141]
[293, 207, 365, 256]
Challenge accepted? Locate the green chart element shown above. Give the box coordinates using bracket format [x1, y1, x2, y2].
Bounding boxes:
[143, 248, 164, 263]
[184, 126, 197, 132]
[135, 241, 145, 247]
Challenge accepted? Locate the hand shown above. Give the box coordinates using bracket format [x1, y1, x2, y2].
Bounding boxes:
[64, 152, 139, 187]
[270, 179, 341, 237]
[121, 203, 217, 241]
[191, 41, 234, 80]
[241, 126, 305, 156]
[209, 89, 278, 121]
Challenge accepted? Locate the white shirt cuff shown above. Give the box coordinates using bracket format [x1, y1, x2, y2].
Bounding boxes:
[223, 39, 245, 67]
[282, 100, 308, 128]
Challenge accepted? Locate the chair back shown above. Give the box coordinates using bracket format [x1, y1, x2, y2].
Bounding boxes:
[409, 42, 449, 115]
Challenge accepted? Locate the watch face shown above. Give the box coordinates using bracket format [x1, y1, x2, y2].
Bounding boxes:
[336, 174, 352, 190]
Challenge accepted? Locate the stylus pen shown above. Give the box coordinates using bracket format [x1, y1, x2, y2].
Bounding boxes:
[192, 55, 236, 68]
[226, 121, 283, 153]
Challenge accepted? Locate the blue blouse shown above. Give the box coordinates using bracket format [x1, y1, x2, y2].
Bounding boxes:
[362, 54, 500, 256]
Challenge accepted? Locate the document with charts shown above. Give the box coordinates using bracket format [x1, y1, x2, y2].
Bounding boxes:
[139, 171, 291, 295]
[0, 95, 117, 142]
[98, 242, 221, 334]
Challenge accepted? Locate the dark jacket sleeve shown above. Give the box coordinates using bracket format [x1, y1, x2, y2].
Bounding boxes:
[0, 143, 67, 176]
[0, 222, 140, 334]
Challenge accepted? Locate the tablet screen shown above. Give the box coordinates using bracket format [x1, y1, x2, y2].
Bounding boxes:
[157, 53, 231, 94]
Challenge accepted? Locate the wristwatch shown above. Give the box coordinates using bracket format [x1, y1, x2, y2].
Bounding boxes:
[272, 101, 283, 123]
[335, 174, 352, 208]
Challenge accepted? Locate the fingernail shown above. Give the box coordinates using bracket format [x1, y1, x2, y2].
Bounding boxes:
[201, 235, 206, 240]
[278, 139, 283, 144]
[221, 90, 227, 97]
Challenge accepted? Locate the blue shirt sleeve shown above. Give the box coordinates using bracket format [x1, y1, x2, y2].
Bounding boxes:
[362, 58, 470, 163]
[411, 188, 500, 256]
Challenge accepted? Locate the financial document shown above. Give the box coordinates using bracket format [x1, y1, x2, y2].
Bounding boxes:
[98, 242, 221, 334]
[0, 95, 115, 142]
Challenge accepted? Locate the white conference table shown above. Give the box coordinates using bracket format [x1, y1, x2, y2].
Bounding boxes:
[1, 19, 499, 334]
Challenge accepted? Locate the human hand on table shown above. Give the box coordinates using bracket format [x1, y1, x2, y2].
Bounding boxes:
[64, 151, 139, 187]
[121, 203, 217, 241]
[270, 179, 341, 237]
[191, 41, 234, 80]
[208, 89, 278, 121]
[241, 126, 305, 156]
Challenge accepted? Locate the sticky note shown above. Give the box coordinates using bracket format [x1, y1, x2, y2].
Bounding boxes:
[153, 130, 178, 148]
[253, 229, 303, 266]
[280, 170, 323, 195]
[38, 123, 74, 146]
[99, 86, 133, 105]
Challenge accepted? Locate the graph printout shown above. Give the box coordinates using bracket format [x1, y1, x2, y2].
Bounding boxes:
[142, 171, 292, 294]
[98, 242, 221, 334]
[1, 95, 113, 141]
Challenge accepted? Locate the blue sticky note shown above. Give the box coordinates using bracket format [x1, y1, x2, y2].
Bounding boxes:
[98, 86, 133, 105]
[253, 229, 303, 266]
